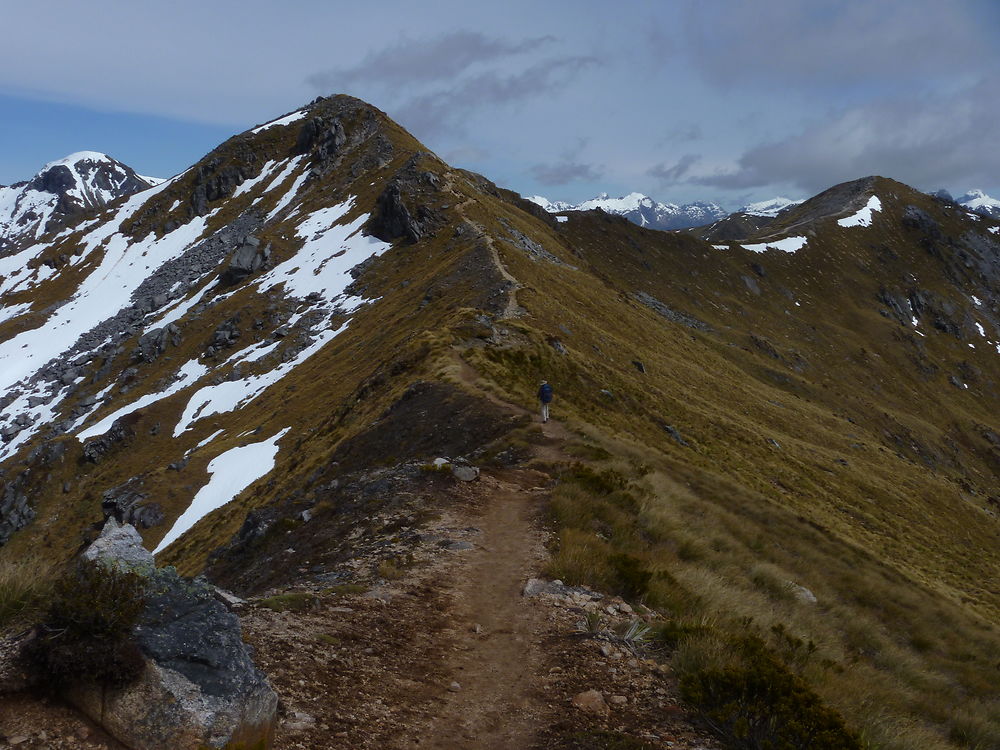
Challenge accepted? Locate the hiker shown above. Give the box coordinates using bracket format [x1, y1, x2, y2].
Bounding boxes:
[538, 380, 553, 423]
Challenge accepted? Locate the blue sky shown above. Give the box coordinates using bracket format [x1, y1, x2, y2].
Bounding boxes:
[1, 0, 998, 210]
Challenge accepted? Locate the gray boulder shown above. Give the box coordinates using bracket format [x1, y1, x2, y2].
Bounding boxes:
[451, 465, 480, 482]
[80, 518, 154, 572]
[70, 522, 278, 749]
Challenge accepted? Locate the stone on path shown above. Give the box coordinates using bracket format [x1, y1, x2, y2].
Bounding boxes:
[572, 689, 610, 718]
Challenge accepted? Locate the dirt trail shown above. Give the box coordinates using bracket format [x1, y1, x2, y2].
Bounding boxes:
[415, 475, 549, 749]
[443, 171, 523, 320]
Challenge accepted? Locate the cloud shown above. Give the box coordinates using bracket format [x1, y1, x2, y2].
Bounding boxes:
[681, 0, 996, 90]
[390, 55, 599, 137]
[690, 80, 1000, 193]
[308, 31, 555, 91]
[530, 160, 603, 186]
[646, 154, 700, 184]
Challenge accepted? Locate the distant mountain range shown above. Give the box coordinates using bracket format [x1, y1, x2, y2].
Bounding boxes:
[0, 151, 160, 252]
[529, 188, 1000, 230]
[935, 188, 1000, 219]
[526, 192, 728, 230]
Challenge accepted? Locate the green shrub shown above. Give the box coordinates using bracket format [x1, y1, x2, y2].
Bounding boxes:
[258, 592, 319, 612]
[610, 553, 652, 601]
[22, 560, 147, 691]
[564, 464, 629, 495]
[678, 635, 860, 750]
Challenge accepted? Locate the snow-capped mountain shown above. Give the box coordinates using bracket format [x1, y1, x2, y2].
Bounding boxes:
[0, 151, 160, 252]
[737, 196, 802, 217]
[526, 192, 727, 230]
[957, 189, 1000, 220]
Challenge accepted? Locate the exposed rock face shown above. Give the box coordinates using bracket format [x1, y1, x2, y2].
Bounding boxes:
[0, 472, 35, 545]
[81, 416, 135, 463]
[69, 521, 278, 749]
[219, 236, 271, 285]
[102, 479, 165, 529]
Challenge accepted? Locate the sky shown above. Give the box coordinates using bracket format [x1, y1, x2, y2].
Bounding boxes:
[1, 0, 998, 210]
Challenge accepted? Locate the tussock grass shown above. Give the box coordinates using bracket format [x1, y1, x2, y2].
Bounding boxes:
[0, 558, 59, 631]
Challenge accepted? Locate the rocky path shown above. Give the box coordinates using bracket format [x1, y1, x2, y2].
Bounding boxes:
[415, 477, 549, 749]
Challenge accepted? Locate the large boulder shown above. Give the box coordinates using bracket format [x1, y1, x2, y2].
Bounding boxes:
[69, 521, 277, 749]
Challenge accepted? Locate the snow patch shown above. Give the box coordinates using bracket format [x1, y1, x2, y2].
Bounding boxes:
[740, 236, 808, 254]
[173, 326, 345, 436]
[976, 322, 986, 337]
[838, 195, 882, 228]
[555, 215, 568, 223]
[257, 199, 391, 301]
[153, 428, 289, 555]
[233, 159, 279, 197]
[250, 109, 307, 134]
[77, 360, 208, 440]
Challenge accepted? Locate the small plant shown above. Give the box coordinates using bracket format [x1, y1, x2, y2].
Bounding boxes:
[323, 583, 367, 596]
[614, 619, 652, 654]
[575, 610, 606, 635]
[258, 592, 319, 612]
[21, 560, 147, 691]
[678, 634, 861, 750]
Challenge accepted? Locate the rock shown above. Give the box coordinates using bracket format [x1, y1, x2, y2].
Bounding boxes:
[631, 359, 646, 373]
[369, 183, 424, 244]
[70, 528, 277, 749]
[522, 578, 602, 600]
[82, 416, 135, 463]
[0, 472, 35, 545]
[451, 465, 480, 482]
[102, 480, 164, 529]
[81, 518, 154, 572]
[220, 240, 269, 285]
[443, 540, 474, 552]
[662, 423, 689, 447]
[448, 681, 462, 692]
[572, 689, 610, 718]
[285, 711, 316, 732]
[213, 586, 247, 611]
[609, 695, 628, 705]
[788, 582, 818, 605]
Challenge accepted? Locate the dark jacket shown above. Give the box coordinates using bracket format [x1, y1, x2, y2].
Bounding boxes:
[538, 383, 553, 403]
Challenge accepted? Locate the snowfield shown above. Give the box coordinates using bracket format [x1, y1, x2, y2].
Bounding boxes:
[153, 428, 289, 554]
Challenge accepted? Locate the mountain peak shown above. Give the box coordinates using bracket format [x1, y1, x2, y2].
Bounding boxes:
[1, 152, 160, 251]
[529, 190, 725, 230]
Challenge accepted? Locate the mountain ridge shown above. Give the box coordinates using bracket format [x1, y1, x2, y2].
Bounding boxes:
[2, 94, 1000, 749]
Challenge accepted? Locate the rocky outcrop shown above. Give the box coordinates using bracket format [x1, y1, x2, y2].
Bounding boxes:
[0, 472, 35, 545]
[369, 183, 425, 243]
[81, 416, 135, 463]
[219, 236, 270, 285]
[102, 479, 164, 529]
[69, 520, 277, 749]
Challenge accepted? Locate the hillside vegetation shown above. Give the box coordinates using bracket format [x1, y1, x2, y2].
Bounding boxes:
[0, 96, 998, 748]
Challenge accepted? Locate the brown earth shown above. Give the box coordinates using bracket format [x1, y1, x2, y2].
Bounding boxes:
[0, 367, 718, 749]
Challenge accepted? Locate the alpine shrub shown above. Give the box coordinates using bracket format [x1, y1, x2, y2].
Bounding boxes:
[22, 559, 147, 691]
[679, 635, 860, 750]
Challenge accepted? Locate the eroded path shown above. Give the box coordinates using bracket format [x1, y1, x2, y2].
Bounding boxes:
[414, 475, 549, 748]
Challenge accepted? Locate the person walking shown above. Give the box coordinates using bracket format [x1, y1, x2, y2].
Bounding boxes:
[537, 380, 553, 423]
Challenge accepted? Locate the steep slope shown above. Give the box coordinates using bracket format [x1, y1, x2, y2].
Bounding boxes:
[2, 97, 1000, 748]
[527, 191, 727, 230]
[0, 152, 159, 252]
